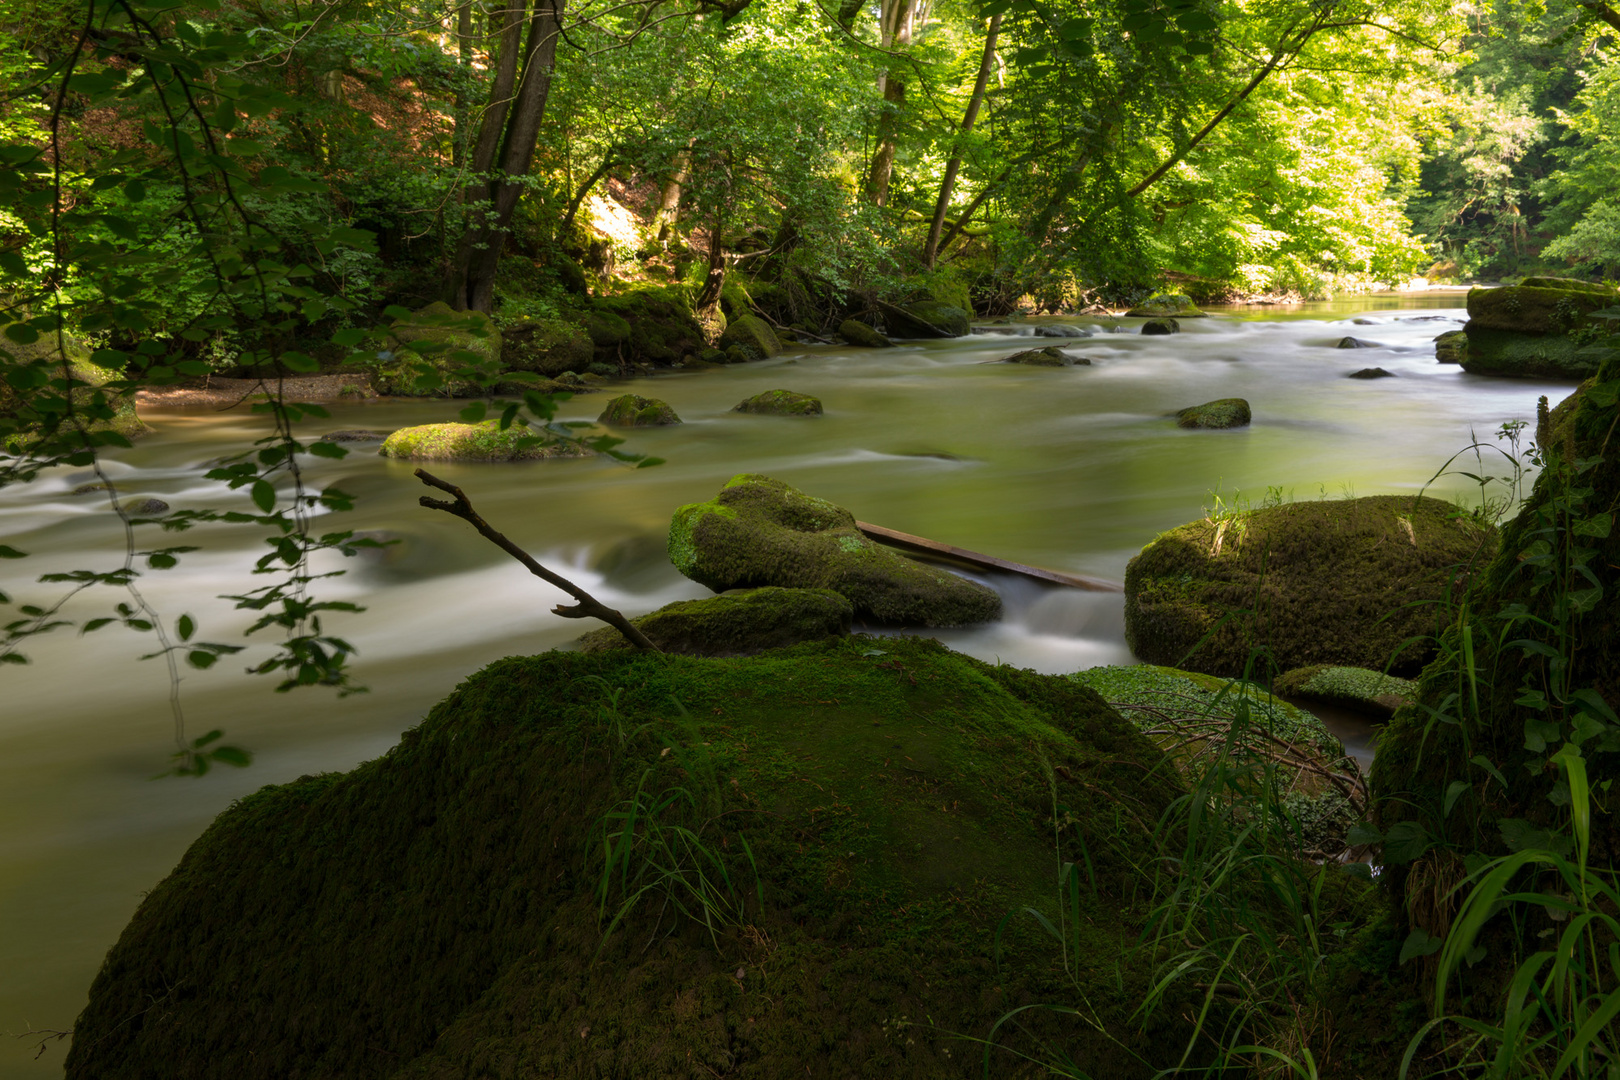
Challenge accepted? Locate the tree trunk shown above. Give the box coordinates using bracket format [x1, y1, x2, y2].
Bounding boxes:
[864, 0, 914, 206]
[451, 0, 473, 167]
[652, 140, 694, 243]
[694, 209, 726, 310]
[445, 0, 564, 311]
[923, 14, 999, 267]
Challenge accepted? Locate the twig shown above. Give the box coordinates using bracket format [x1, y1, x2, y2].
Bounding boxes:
[413, 469, 661, 652]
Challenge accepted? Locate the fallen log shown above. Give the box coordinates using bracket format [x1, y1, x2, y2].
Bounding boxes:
[855, 521, 1123, 593]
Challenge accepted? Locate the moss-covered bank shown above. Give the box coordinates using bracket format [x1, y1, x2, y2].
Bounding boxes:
[68, 637, 1210, 1079]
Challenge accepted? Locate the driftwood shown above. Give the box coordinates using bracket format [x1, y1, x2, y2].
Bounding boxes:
[855, 521, 1122, 593]
[414, 469, 661, 652]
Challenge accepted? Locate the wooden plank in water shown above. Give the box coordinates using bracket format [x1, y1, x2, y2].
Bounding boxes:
[855, 521, 1123, 593]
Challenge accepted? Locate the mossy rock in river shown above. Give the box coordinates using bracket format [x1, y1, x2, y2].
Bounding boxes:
[500, 318, 595, 377]
[716, 313, 782, 361]
[731, 389, 822, 416]
[669, 474, 1002, 627]
[1125, 293, 1205, 318]
[378, 421, 593, 462]
[1000, 346, 1088, 366]
[66, 637, 1210, 1080]
[884, 300, 971, 338]
[0, 318, 146, 446]
[838, 318, 894, 348]
[1273, 664, 1414, 719]
[1433, 329, 1467, 364]
[1459, 324, 1598, 380]
[1141, 317, 1180, 336]
[376, 302, 503, 396]
[1123, 495, 1497, 679]
[590, 286, 706, 366]
[1465, 282, 1617, 335]
[1457, 280, 1619, 379]
[1175, 398, 1250, 428]
[597, 394, 681, 426]
[1071, 664, 1361, 857]
[577, 586, 852, 655]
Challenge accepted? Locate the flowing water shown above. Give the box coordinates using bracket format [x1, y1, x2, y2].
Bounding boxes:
[0, 290, 1566, 1074]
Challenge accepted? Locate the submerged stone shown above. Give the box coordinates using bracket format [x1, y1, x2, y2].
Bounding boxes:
[122, 497, 169, 515]
[67, 637, 1205, 1079]
[1124, 495, 1497, 678]
[1141, 317, 1180, 336]
[576, 586, 851, 655]
[378, 421, 593, 462]
[1347, 367, 1395, 379]
[1033, 324, 1093, 337]
[838, 318, 893, 348]
[1175, 398, 1250, 429]
[668, 474, 1002, 626]
[731, 389, 822, 416]
[597, 394, 681, 426]
[319, 429, 392, 443]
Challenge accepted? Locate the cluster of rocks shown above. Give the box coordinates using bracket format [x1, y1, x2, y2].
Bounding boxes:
[1435, 276, 1619, 379]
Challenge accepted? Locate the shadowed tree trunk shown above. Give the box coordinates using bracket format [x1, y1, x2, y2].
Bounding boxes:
[864, 0, 915, 206]
[923, 14, 999, 267]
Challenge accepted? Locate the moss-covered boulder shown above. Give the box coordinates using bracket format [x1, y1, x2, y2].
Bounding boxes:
[1347, 367, 1395, 379]
[1175, 398, 1250, 429]
[884, 301, 971, 338]
[597, 394, 680, 426]
[1071, 664, 1361, 855]
[66, 637, 1205, 1080]
[0, 321, 145, 445]
[1434, 330, 1467, 364]
[376, 302, 502, 396]
[838, 318, 894, 348]
[732, 389, 822, 416]
[1000, 346, 1088, 366]
[591, 287, 706, 366]
[1141, 317, 1180, 336]
[378, 421, 593, 462]
[716, 313, 782, 361]
[669, 474, 1002, 627]
[1273, 665, 1414, 718]
[1125, 293, 1205, 318]
[1458, 281, 1619, 379]
[500, 319, 595, 377]
[1336, 337, 1378, 349]
[1124, 495, 1497, 678]
[577, 587, 851, 655]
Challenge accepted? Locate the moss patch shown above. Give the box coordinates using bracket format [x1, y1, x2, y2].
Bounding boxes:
[378, 421, 593, 462]
[886, 301, 970, 338]
[1125, 293, 1205, 318]
[1175, 398, 1249, 428]
[838, 318, 893, 348]
[1274, 665, 1414, 718]
[67, 637, 1206, 1080]
[1000, 346, 1087, 366]
[377, 302, 503, 396]
[577, 586, 851, 655]
[668, 474, 1001, 627]
[717, 314, 782, 362]
[501, 318, 594, 377]
[731, 389, 822, 416]
[1466, 283, 1618, 335]
[1124, 495, 1497, 678]
[1459, 324, 1597, 380]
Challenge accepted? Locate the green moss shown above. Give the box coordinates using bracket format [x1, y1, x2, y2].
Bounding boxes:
[376, 302, 504, 396]
[0, 326, 146, 444]
[1175, 398, 1249, 428]
[577, 587, 852, 655]
[1273, 665, 1414, 718]
[68, 637, 1208, 1080]
[1000, 346, 1085, 366]
[1434, 329, 1467, 364]
[597, 393, 680, 426]
[1124, 495, 1497, 678]
[500, 318, 594, 377]
[1466, 283, 1618, 334]
[731, 389, 822, 415]
[716, 313, 782, 361]
[1142, 317, 1181, 335]
[592, 286, 705, 365]
[668, 474, 1002, 627]
[1125, 293, 1205, 318]
[377, 420, 593, 462]
[886, 301, 970, 338]
[1517, 276, 1614, 294]
[1459, 324, 1597, 379]
[838, 318, 893, 348]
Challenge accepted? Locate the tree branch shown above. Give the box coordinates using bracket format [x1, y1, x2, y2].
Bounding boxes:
[413, 469, 661, 652]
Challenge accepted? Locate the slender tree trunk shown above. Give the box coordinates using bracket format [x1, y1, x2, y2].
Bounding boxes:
[864, 0, 914, 206]
[652, 140, 694, 243]
[445, 0, 565, 311]
[694, 208, 726, 310]
[452, 0, 474, 166]
[923, 14, 999, 267]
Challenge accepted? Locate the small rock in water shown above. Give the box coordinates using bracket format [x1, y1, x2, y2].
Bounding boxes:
[1141, 317, 1180, 336]
[733, 390, 822, 416]
[999, 347, 1087, 366]
[598, 394, 681, 426]
[1433, 330, 1467, 364]
[1347, 367, 1396, 379]
[1336, 336, 1379, 349]
[123, 498, 170, 515]
[838, 318, 893, 348]
[319, 429, 392, 443]
[70, 482, 111, 496]
[1175, 398, 1251, 429]
[1033, 324, 1092, 338]
[1352, 318, 1376, 325]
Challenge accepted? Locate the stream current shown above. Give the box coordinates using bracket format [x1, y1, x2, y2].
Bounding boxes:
[0, 290, 1569, 1074]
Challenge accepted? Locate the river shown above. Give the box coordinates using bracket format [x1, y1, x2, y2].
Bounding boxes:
[0, 291, 1565, 1074]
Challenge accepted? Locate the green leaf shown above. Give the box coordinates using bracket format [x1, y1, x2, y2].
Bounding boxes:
[251, 479, 276, 512]
[209, 745, 252, 767]
[1443, 780, 1470, 816]
[1524, 716, 1561, 753]
[147, 553, 178, 569]
[1398, 928, 1444, 964]
[1574, 512, 1612, 538]
[0, 251, 27, 276]
[279, 351, 320, 373]
[187, 650, 218, 669]
[1381, 820, 1431, 865]
[331, 327, 366, 347]
[4, 323, 39, 345]
[307, 441, 347, 459]
[1345, 821, 1382, 846]
[459, 401, 487, 423]
[0, 545, 27, 558]
[1470, 754, 1508, 789]
[177, 614, 195, 641]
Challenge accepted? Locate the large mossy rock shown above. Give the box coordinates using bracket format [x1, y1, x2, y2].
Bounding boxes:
[1458, 281, 1619, 379]
[1175, 398, 1250, 429]
[500, 318, 595, 377]
[883, 300, 971, 338]
[378, 421, 592, 462]
[377, 302, 503, 396]
[1124, 496, 1498, 678]
[1125, 293, 1205, 318]
[669, 474, 1002, 627]
[1372, 358, 1620, 894]
[0, 324, 145, 445]
[732, 389, 822, 416]
[577, 586, 852, 655]
[66, 638, 1200, 1080]
[717, 313, 782, 361]
[590, 286, 705, 366]
[597, 394, 680, 426]
[838, 318, 893, 348]
[1274, 665, 1414, 719]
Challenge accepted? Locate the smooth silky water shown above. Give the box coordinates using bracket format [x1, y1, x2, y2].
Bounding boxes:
[0, 291, 1562, 1073]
